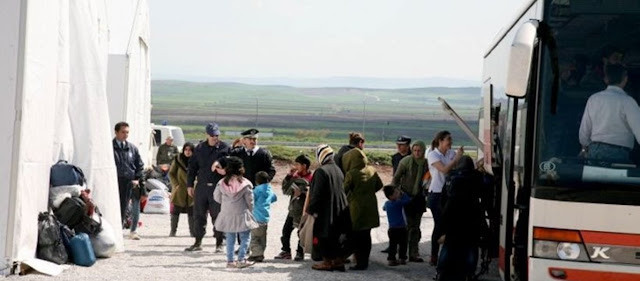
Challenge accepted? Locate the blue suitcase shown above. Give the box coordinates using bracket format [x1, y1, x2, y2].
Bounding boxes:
[69, 233, 96, 266]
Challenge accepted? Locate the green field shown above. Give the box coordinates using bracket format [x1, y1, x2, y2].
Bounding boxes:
[152, 80, 481, 147]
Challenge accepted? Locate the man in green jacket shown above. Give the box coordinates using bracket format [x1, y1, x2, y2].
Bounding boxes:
[157, 136, 179, 166]
[392, 141, 428, 262]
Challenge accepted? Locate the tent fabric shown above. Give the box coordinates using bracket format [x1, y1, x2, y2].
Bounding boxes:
[106, 0, 152, 167]
[67, 0, 124, 252]
[0, 0, 22, 273]
[0, 0, 148, 273]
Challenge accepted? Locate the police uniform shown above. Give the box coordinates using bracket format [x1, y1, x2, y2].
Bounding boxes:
[186, 123, 229, 251]
[230, 129, 276, 186]
[392, 135, 412, 175]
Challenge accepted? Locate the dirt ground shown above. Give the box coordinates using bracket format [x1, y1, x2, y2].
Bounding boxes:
[10, 161, 499, 281]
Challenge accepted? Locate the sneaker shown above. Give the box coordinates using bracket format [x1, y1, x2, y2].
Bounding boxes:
[226, 262, 237, 269]
[129, 232, 141, 240]
[248, 256, 264, 262]
[294, 252, 304, 261]
[236, 260, 255, 269]
[388, 260, 399, 266]
[274, 251, 292, 260]
[215, 245, 224, 253]
[184, 244, 203, 252]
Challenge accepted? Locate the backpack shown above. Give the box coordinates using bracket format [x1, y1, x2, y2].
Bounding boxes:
[50, 160, 86, 187]
[75, 206, 103, 236]
[37, 212, 69, 265]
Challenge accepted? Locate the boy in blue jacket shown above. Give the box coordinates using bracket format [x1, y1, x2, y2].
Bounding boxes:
[383, 185, 411, 266]
[248, 171, 278, 262]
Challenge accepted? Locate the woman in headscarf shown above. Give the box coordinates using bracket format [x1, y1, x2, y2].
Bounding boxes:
[392, 140, 429, 262]
[342, 148, 383, 270]
[306, 144, 351, 272]
[168, 142, 196, 237]
[437, 155, 483, 281]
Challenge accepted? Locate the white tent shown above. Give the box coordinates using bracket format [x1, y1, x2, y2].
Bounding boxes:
[107, 0, 152, 167]
[0, 0, 139, 275]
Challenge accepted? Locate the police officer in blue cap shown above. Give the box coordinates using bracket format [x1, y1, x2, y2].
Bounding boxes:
[230, 128, 276, 186]
[184, 123, 229, 252]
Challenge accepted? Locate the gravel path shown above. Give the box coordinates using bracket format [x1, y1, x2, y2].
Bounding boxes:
[11, 163, 500, 281]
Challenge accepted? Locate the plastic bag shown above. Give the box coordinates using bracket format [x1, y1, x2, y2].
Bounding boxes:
[144, 189, 170, 214]
[90, 217, 116, 258]
[37, 212, 69, 265]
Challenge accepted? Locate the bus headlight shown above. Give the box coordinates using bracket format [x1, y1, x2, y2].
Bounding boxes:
[533, 240, 559, 259]
[557, 243, 581, 260]
[532, 227, 590, 262]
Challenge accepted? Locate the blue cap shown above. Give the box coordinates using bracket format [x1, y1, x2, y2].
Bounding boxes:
[206, 123, 221, 136]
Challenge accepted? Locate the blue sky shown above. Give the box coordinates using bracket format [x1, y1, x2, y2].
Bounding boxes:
[150, 0, 529, 82]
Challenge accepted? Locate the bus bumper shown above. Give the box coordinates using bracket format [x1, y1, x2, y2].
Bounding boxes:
[529, 258, 640, 281]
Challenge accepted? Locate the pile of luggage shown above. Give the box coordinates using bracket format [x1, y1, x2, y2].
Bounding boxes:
[36, 161, 117, 267]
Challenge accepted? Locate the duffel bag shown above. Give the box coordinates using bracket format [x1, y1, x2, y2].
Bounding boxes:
[69, 233, 96, 267]
[50, 160, 86, 187]
[36, 212, 69, 265]
[54, 197, 86, 229]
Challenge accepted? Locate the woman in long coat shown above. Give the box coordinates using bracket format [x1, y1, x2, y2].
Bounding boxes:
[168, 142, 195, 237]
[307, 144, 351, 272]
[342, 148, 383, 270]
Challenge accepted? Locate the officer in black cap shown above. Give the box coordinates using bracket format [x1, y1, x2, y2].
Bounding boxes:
[230, 128, 276, 186]
[392, 135, 412, 174]
[184, 122, 229, 252]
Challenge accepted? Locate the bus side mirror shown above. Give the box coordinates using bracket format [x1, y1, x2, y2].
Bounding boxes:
[506, 20, 539, 98]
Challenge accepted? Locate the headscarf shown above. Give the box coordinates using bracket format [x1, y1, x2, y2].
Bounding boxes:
[316, 144, 334, 165]
[408, 141, 427, 193]
[177, 142, 195, 171]
[455, 155, 475, 172]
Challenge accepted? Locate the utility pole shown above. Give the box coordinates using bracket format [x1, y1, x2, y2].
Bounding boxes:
[255, 97, 259, 128]
[362, 97, 366, 137]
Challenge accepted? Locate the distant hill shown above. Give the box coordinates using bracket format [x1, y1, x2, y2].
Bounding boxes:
[151, 80, 482, 145]
[150, 75, 480, 89]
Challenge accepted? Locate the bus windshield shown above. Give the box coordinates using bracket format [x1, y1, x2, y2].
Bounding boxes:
[534, 0, 640, 205]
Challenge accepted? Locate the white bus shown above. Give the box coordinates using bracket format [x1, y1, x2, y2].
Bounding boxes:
[482, 0, 640, 280]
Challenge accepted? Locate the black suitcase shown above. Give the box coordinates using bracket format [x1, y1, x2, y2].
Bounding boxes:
[54, 197, 86, 228]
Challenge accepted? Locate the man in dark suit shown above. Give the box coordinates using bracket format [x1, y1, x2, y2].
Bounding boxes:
[230, 128, 276, 186]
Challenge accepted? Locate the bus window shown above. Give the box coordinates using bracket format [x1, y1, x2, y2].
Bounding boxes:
[533, 2, 640, 205]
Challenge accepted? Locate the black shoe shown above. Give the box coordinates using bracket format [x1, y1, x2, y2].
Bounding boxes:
[381, 246, 390, 253]
[294, 252, 304, 261]
[349, 265, 368, 271]
[409, 257, 425, 263]
[275, 251, 292, 260]
[184, 244, 202, 252]
[169, 231, 176, 237]
[248, 255, 264, 262]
